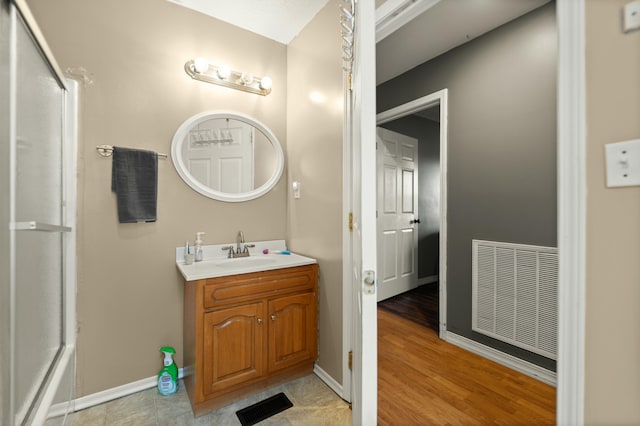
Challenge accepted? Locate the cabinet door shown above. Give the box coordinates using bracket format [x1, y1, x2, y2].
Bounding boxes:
[268, 292, 317, 373]
[203, 303, 264, 396]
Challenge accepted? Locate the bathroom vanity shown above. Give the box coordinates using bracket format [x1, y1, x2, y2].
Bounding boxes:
[177, 242, 318, 416]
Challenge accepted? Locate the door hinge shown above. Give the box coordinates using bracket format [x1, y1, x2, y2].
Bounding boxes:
[348, 72, 353, 91]
[348, 212, 353, 231]
[348, 350, 353, 370]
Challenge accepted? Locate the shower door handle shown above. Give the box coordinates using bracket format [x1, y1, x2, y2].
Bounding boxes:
[11, 221, 71, 232]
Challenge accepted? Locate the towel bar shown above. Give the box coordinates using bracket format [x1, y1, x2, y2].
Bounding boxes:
[96, 144, 167, 158]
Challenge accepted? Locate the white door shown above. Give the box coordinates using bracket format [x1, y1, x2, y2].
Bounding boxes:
[183, 118, 254, 193]
[376, 127, 419, 301]
[349, 0, 377, 425]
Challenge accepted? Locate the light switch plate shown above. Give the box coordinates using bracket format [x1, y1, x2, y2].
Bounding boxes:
[623, 1, 640, 32]
[292, 181, 301, 199]
[605, 139, 640, 187]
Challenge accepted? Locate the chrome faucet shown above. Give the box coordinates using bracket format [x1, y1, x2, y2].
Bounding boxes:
[222, 231, 254, 258]
[236, 231, 245, 253]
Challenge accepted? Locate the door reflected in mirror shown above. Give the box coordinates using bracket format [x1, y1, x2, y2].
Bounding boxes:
[171, 112, 284, 202]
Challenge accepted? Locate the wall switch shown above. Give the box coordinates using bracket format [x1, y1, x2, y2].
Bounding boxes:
[605, 139, 640, 187]
[623, 1, 640, 32]
[292, 181, 301, 199]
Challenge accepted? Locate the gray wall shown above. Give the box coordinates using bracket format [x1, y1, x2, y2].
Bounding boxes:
[381, 112, 440, 280]
[377, 3, 557, 370]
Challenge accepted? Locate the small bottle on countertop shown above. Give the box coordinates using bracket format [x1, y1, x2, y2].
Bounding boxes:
[184, 241, 194, 265]
[195, 232, 205, 262]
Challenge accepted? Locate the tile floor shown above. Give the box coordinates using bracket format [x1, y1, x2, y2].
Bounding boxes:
[46, 374, 352, 426]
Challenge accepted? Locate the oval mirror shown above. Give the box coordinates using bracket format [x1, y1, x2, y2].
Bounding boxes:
[171, 111, 284, 202]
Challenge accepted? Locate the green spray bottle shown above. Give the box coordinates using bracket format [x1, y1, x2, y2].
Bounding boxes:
[157, 346, 178, 395]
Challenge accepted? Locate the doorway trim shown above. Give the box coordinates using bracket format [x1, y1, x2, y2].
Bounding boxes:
[377, 89, 449, 337]
[348, 1, 585, 424]
[556, 0, 586, 424]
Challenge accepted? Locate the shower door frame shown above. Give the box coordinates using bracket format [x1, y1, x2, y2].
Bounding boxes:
[5, 1, 77, 424]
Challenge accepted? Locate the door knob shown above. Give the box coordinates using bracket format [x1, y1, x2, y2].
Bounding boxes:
[257, 318, 263, 325]
[271, 315, 277, 321]
[363, 270, 376, 295]
[410, 218, 421, 224]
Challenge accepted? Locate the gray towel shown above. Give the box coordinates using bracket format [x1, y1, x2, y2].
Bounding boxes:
[111, 146, 158, 223]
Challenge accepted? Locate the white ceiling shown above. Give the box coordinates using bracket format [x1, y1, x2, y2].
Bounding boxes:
[166, 0, 330, 44]
[168, 0, 550, 83]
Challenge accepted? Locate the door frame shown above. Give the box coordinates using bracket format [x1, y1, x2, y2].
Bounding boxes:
[346, 1, 587, 424]
[555, 1, 586, 423]
[376, 89, 448, 336]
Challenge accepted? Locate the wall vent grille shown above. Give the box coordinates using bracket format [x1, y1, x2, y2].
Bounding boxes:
[472, 240, 558, 360]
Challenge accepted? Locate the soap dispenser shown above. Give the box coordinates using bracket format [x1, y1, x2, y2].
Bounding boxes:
[195, 232, 205, 262]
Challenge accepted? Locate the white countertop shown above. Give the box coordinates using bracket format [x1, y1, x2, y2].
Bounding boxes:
[175, 239, 317, 281]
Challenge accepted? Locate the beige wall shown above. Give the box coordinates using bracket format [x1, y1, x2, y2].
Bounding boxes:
[585, 0, 640, 423]
[287, 1, 344, 383]
[28, 0, 288, 396]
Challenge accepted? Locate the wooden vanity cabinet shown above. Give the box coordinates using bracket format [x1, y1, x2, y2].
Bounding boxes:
[183, 264, 318, 416]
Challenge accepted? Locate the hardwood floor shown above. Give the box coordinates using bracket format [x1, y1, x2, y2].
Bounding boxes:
[378, 284, 556, 425]
[379, 282, 440, 331]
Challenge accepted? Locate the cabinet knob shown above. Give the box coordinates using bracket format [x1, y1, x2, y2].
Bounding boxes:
[271, 315, 276, 321]
[257, 318, 263, 325]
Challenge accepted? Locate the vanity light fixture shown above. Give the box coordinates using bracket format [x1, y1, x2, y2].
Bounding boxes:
[185, 58, 272, 96]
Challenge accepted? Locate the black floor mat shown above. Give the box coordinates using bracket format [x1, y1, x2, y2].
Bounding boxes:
[236, 392, 293, 426]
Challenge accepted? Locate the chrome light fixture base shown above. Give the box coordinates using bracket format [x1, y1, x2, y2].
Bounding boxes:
[184, 59, 272, 96]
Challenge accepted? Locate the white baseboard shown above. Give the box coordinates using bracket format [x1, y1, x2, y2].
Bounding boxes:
[313, 364, 345, 400]
[418, 275, 438, 286]
[47, 368, 185, 418]
[443, 331, 556, 387]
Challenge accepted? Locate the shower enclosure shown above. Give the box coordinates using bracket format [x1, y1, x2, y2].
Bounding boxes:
[1, 0, 77, 424]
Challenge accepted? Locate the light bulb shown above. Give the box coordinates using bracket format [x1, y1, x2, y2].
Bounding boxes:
[216, 64, 231, 80]
[193, 57, 209, 74]
[259, 76, 273, 91]
[240, 72, 254, 85]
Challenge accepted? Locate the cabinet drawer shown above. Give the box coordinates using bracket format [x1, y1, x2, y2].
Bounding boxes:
[203, 265, 317, 309]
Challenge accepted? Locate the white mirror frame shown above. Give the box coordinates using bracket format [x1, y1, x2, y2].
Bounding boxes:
[171, 111, 284, 202]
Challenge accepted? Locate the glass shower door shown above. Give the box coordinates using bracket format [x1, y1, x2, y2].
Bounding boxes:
[6, 4, 70, 425]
